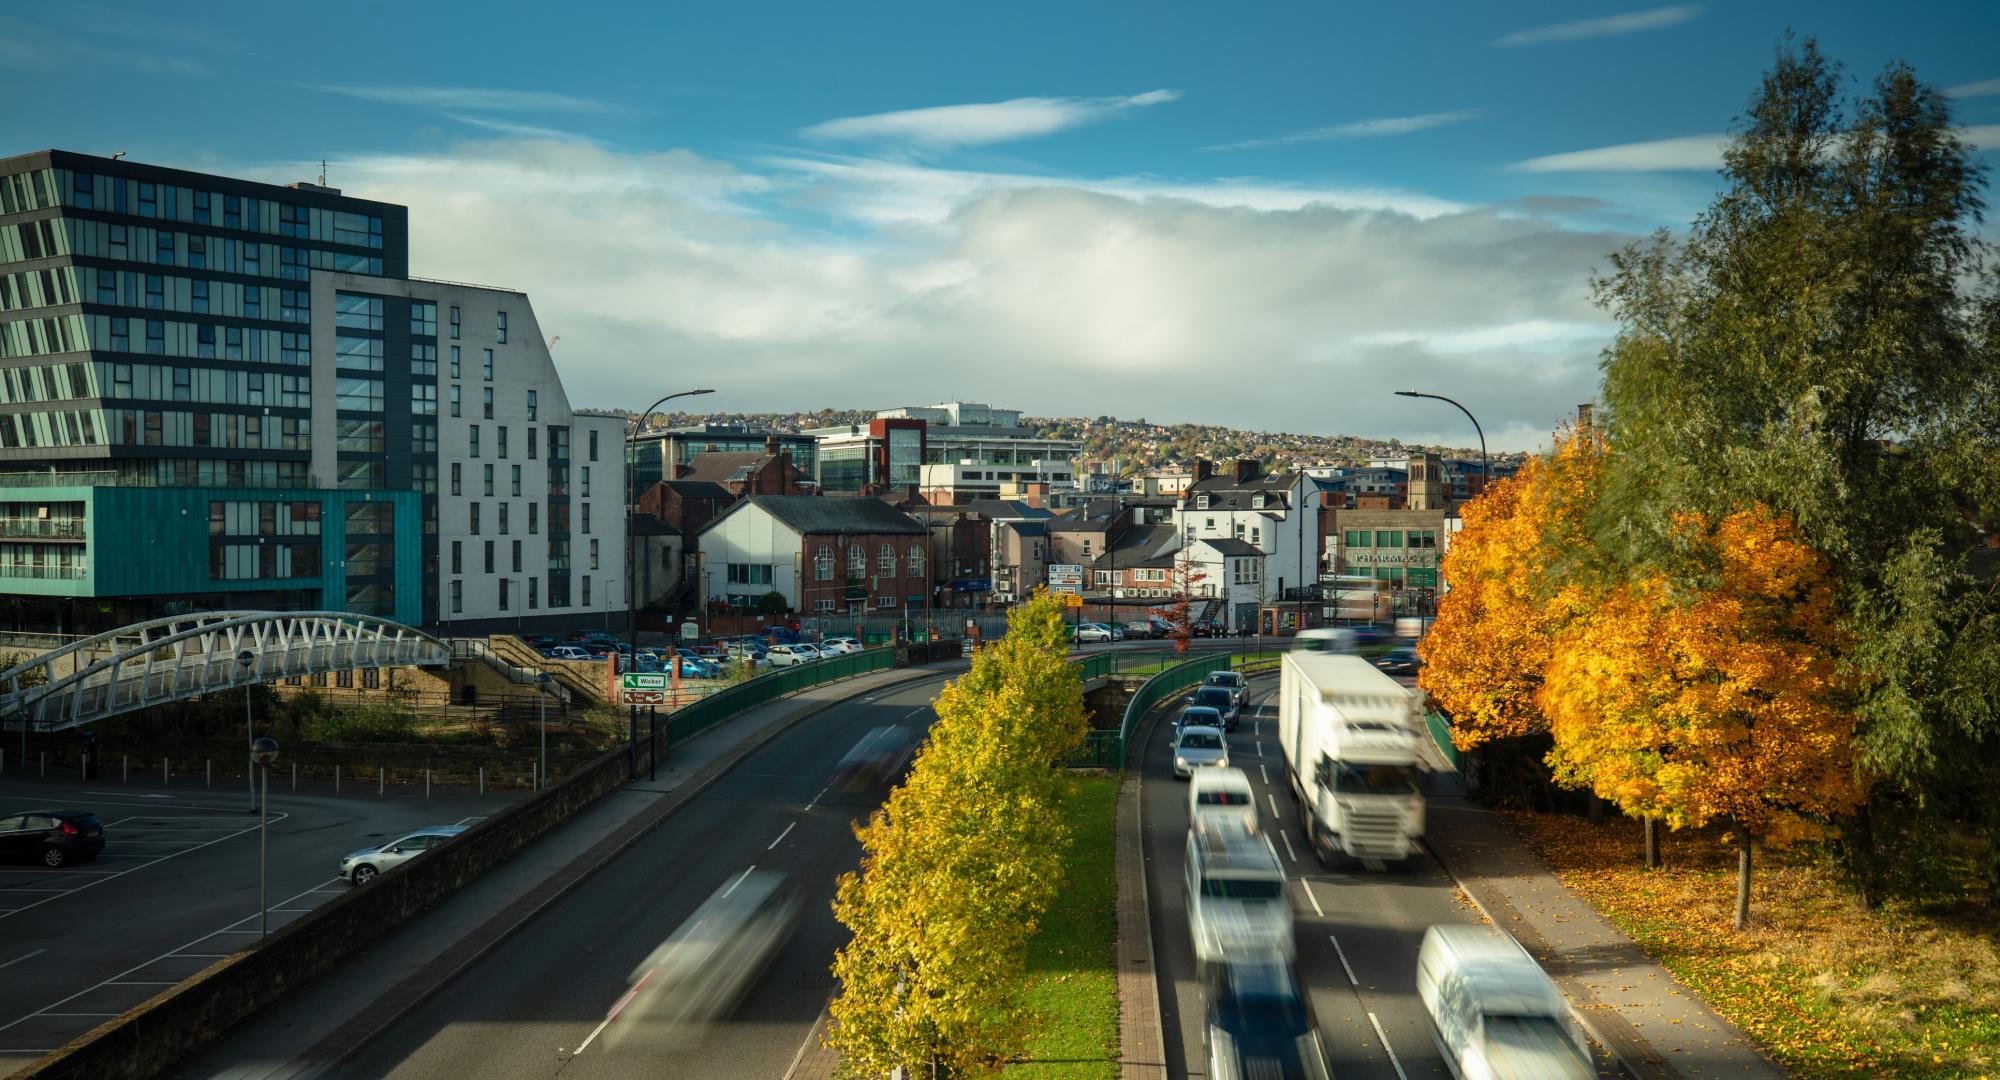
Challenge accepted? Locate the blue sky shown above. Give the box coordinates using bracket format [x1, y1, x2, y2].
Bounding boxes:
[5, 1, 1998, 449]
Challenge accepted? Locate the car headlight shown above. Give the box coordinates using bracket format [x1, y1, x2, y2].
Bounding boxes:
[1175, 757, 1188, 768]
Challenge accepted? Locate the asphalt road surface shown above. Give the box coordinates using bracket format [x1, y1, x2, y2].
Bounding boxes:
[1141, 676, 1612, 1079]
[333, 672, 956, 1080]
[0, 769, 512, 1070]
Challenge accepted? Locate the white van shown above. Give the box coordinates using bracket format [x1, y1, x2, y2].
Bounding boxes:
[1290, 627, 1358, 654]
[1187, 767, 1256, 830]
[1184, 813, 1292, 968]
[1416, 924, 1592, 1080]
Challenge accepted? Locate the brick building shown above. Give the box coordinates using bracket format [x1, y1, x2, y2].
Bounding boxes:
[697, 495, 929, 616]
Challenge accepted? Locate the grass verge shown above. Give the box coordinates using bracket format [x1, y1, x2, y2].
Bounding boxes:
[1006, 773, 1122, 1078]
[1508, 812, 1999, 1079]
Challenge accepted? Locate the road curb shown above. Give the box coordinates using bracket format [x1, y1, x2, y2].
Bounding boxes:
[1115, 694, 1171, 1080]
[276, 662, 966, 1078]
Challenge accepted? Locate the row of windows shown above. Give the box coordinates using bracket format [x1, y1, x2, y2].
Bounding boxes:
[0, 360, 93, 404]
[62, 220, 382, 279]
[0, 219, 67, 267]
[78, 314, 309, 364]
[808, 544, 926, 581]
[0, 408, 103, 449]
[103, 363, 311, 408]
[211, 542, 319, 581]
[447, 537, 600, 575]
[59, 170, 385, 249]
[0, 313, 88, 358]
[0, 266, 78, 312]
[447, 573, 587, 615]
[1346, 566, 1439, 587]
[1341, 529, 1439, 549]
[0, 543, 86, 580]
[78, 268, 297, 322]
[209, 500, 322, 537]
[95, 457, 311, 489]
[0, 170, 58, 214]
[100, 408, 311, 452]
[465, 423, 576, 469]
[462, 499, 585, 537]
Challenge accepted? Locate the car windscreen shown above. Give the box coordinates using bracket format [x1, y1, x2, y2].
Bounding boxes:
[1200, 875, 1284, 899]
[1196, 789, 1251, 806]
[1194, 688, 1233, 708]
[1482, 1015, 1592, 1079]
[1180, 731, 1224, 750]
[1330, 762, 1419, 795]
[1181, 708, 1221, 725]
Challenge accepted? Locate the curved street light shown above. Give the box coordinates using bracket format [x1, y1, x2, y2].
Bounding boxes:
[626, 390, 716, 770]
[1392, 390, 1488, 492]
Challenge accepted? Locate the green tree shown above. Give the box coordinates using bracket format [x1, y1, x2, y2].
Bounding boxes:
[756, 590, 788, 616]
[828, 591, 1087, 1076]
[1591, 37, 2000, 904]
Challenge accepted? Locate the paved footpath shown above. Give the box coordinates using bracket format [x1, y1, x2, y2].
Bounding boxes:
[1424, 773, 1788, 1079]
[164, 661, 964, 1080]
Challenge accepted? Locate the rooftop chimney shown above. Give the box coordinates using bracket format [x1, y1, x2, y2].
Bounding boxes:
[1577, 403, 1594, 427]
[1233, 459, 1260, 484]
[1192, 459, 1215, 483]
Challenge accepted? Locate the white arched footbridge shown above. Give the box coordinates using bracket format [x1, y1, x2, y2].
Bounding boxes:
[0, 611, 450, 734]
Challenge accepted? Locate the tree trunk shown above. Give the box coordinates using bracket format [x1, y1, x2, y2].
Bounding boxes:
[1588, 793, 1604, 825]
[1643, 816, 1659, 870]
[1734, 830, 1753, 931]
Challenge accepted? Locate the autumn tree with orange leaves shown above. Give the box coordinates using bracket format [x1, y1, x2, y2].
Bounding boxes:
[1539, 507, 1864, 929]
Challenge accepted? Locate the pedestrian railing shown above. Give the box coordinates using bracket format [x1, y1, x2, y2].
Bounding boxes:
[664, 647, 896, 745]
[1424, 709, 1462, 772]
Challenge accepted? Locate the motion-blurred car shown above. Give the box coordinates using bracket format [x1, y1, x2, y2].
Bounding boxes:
[610, 870, 802, 1046]
[1173, 725, 1230, 778]
[1188, 767, 1256, 830]
[1374, 646, 1420, 677]
[1204, 958, 1333, 1080]
[0, 809, 104, 868]
[1203, 671, 1249, 709]
[831, 725, 920, 792]
[1351, 624, 1392, 647]
[1418, 924, 1592, 1080]
[339, 825, 466, 885]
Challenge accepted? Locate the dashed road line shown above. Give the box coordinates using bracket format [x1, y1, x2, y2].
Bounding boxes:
[1266, 793, 1281, 819]
[767, 822, 796, 850]
[0, 949, 43, 971]
[1329, 934, 1360, 986]
[1367, 1011, 1409, 1080]
[1278, 830, 1299, 863]
[1301, 879, 1326, 918]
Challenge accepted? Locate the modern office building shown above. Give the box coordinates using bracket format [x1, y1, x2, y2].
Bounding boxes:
[802, 416, 927, 495]
[806, 402, 1079, 500]
[626, 423, 818, 490]
[0, 149, 623, 634]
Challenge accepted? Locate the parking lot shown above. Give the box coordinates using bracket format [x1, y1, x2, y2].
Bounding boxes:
[0, 770, 511, 1069]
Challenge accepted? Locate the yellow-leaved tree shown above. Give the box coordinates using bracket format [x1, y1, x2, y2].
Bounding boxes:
[1419, 425, 1604, 750]
[1538, 507, 1864, 929]
[829, 590, 1088, 1076]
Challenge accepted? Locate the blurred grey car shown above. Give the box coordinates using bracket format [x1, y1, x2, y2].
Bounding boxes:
[338, 825, 466, 884]
[608, 869, 803, 1048]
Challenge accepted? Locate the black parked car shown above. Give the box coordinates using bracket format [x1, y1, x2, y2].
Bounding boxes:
[1191, 619, 1223, 638]
[0, 809, 105, 868]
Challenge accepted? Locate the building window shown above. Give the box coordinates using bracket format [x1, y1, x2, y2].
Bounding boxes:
[589, 538, 600, 570]
[449, 306, 460, 340]
[848, 545, 865, 576]
[1196, 495, 1210, 509]
[582, 575, 592, 606]
[526, 390, 537, 421]
[727, 562, 773, 586]
[449, 385, 461, 417]
[483, 464, 495, 498]
[580, 466, 590, 497]
[815, 545, 834, 581]
[412, 384, 437, 415]
[1343, 530, 1371, 548]
[498, 503, 509, 535]
[588, 429, 598, 461]
[1374, 530, 1404, 548]
[334, 293, 384, 330]
[877, 596, 897, 609]
[496, 310, 508, 343]
[469, 502, 481, 534]
[498, 426, 508, 459]
[411, 301, 437, 336]
[512, 539, 523, 573]
[482, 348, 493, 380]
[908, 545, 925, 578]
[816, 599, 835, 614]
[482, 386, 494, 419]
[528, 575, 539, 609]
[529, 502, 538, 534]
[527, 426, 537, 459]
[511, 465, 522, 497]
[878, 544, 895, 575]
[581, 503, 590, 534]
[449, 345, 461, 378]
[450, 579, 463, 614]
[450, 540, 463, 574]
[450, 463, 462, 496]
[498, 578, 510, 611]
[469, 425, 480, 458]
[484, 540, 495, 574]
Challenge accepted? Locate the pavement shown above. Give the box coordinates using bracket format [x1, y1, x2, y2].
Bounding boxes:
[0, 768, 516, 1073]
[162, 660, 966, 1080]
[1423, 779, 1787, 1079]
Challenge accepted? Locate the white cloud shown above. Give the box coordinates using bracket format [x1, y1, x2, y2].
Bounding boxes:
[1208, 110, 1481, 151]
[245, 139, 1624, 452]
[441, 114, 589, 142]
[309, 85, 620, 114]
[1493, 5, 1701, 47]
[1511, 124, 2000, 174]
[800, 90, 1180, 148]
[1947, 78, 2000, 98]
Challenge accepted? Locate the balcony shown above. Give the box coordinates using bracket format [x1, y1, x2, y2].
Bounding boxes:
[0, 520, 85, 541]
[0, 563, 87, 580]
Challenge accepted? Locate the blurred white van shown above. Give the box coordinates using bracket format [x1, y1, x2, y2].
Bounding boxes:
[1416, 924, 1592, 1080]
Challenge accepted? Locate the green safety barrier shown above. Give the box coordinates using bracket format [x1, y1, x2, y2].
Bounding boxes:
[664, 647, 897, 745]
[1424, 709, 1462, 772]
[1089, 650, 1286, 771]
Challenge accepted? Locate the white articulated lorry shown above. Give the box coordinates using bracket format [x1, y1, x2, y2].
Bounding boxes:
[1277, 651, 1426, 866]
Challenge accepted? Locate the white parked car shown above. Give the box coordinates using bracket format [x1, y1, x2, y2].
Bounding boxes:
[1076, 623, 1113, 643]
[819, 636, 864, 655]
[766, 644, 819, 667]
[1173, 724, 1230, 778]
[1417, 924, 1593, 1080]
[339, 826, 467, 885]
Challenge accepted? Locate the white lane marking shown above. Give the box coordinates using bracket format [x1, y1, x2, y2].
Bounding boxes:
[1329, 934, 1359, 986]
[804, 786, 827, 811]
[453, 816, 485, 827]
[0, 812, 283, 922]
[0, 949, 44, 971]
[720, 866, 756, 899]
[40, 1012, 118, 1018]
[767, 822, 797, 850]
[105, 981, 175, 986]
[1259, 764, 1270, 785]
[1267, 793, 1281, 819]
[1255, 720, 1262, 737]
[1301, 879, 1325, 918]
[1368, 1011, 1409, 1080]
[1278, 831, 1299, 863]
[903, 705, 930, 719]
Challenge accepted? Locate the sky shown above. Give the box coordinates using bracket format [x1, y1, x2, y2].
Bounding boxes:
[5, 1, 1999, 452]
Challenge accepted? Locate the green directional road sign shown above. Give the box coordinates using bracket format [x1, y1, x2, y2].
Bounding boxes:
[620, 673, 668, 690]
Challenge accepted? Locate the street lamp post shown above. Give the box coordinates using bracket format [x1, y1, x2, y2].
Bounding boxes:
[236, 650, 256, 811]
[1392, 390, 1488, 492]
[626, 389, 714, 768]
[250, 737, 279, 936]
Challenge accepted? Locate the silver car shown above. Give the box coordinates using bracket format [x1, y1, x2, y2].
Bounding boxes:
[338, 825, 466, 885]
[608, 870, 803, 1048]
[1173, 724, 1230, 778]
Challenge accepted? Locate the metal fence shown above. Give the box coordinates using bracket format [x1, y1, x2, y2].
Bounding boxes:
[1424, 709, 1462, 772]
[1102, 650, 1285, 771]
[664, 647, 897, 745]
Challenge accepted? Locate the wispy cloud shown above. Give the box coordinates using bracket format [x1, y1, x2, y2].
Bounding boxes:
[440, 114, 590, 142]
[1948, 78, 2000, 99]
[1207, 110, 1480, 151]
[310, 85, 620, 115]
[800, 90, 1181, 148]
[1492, 5, 1701, 47]
[1511, 124, 2000, 173]
[0, 15, 208, 75]
[1509, 134, 1726, 172]
[1352, 320, 1615, 354]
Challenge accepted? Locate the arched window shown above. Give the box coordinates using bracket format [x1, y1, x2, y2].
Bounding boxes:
[878, 543, 896, 575]
[814, 544, 834, 581]
[908, 544, 925, 578]
[848, 544, 866, 575]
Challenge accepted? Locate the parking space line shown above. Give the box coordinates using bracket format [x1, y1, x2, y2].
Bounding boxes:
[170, 954, 229, 958]
[39, 1013, 118, 1018]
[0, 950, 43, 971]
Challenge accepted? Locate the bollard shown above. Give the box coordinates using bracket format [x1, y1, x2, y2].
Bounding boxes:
[335, 764, 341, 795]
[206, 759, 211, 787]
[425, 769, 431, 800]
[378, 765, 384, 796]
[291, 762, 297, 792]
[40, 751, 45, 778]
[123, 754, 128, 783]
[164, 757, 170, 786]
[478, 766, 484, 797]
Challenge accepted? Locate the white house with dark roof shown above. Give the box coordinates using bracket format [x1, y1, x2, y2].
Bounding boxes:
[696, 495, 928, 617]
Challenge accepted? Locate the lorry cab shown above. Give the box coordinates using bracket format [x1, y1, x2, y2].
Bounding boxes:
[1183, 812, 1293, 970]
[1278, 652, 1427, 867]
[1416, 924, 1593, 1080]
